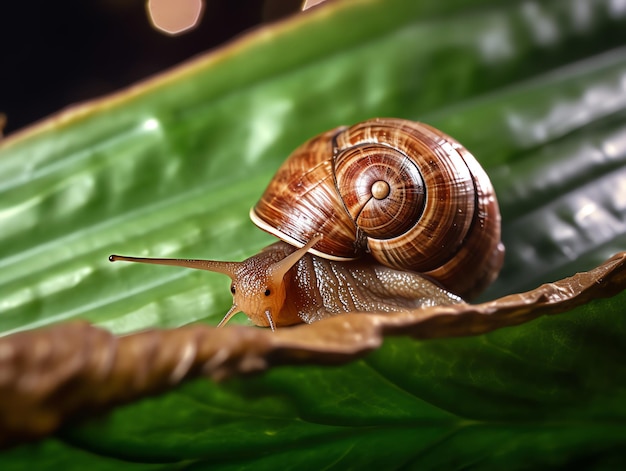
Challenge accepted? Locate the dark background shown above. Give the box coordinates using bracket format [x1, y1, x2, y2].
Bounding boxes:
[0, 0, 302, 136]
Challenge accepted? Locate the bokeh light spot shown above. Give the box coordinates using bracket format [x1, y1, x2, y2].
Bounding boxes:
[302, 0, 329, 10]
[147, 0, 205, 36]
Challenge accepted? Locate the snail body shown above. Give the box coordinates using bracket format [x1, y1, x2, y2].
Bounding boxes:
[111, 238, 461, 329]
[234, 241, 463, 326]
[110, 118, 504, 330]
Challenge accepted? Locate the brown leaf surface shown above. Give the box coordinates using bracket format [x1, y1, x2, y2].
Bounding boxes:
[1, 252, 625, 448]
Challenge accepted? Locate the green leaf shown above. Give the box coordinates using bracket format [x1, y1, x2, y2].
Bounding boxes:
[1, 0, 626, 468]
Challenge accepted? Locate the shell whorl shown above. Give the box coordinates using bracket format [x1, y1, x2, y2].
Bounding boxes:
[251, 118, 504, 299]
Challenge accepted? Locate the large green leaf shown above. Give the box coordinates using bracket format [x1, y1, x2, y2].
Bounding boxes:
[1, 0, 626, 468]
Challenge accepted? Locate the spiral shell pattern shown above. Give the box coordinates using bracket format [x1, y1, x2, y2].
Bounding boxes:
[251, 118, 504, 299]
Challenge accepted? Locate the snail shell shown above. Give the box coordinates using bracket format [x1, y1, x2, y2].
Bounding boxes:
[250, 118, 504, 299]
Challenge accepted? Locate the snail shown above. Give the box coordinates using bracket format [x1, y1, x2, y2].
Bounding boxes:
[110, 118, 505, 330]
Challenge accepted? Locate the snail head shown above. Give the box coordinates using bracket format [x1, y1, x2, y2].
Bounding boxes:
[109, 235, 322, 331]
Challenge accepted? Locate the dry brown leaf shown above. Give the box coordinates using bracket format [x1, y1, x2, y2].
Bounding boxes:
[1, 251, 625, 448]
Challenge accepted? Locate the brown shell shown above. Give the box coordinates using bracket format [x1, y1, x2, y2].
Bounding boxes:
[251, 118, 504, 300]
